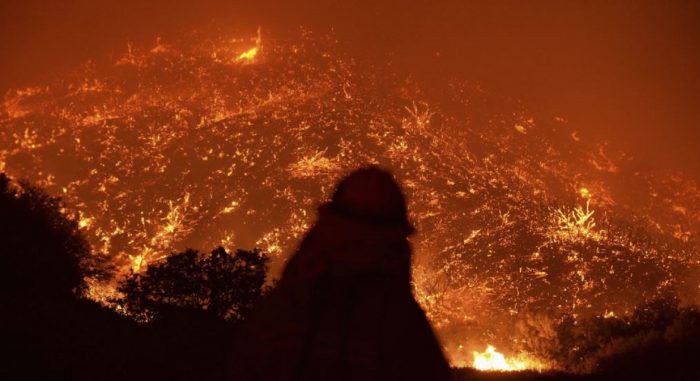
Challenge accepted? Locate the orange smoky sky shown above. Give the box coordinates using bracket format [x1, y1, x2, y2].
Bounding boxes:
[1, 0, 699, 180]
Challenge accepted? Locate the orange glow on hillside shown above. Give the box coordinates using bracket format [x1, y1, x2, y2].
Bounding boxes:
[1, 28, 699, 370]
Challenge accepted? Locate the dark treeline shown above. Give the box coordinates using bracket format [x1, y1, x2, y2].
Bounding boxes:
[1, 172, 699, 381]
[1, 173, 267, 381]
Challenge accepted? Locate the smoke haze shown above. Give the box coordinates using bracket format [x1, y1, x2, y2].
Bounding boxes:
[2, 0, 699, 179]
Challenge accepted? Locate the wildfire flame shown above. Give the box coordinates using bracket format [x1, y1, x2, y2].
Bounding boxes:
[130, 254, 146, 273]
[472, 345, 541, 372]
[236, 26, 262, 63]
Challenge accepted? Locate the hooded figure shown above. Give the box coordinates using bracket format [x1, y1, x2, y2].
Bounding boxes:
[228, 166, 450, 381]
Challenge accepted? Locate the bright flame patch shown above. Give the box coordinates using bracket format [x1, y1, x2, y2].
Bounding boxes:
[236, 26, 262, 63]
[472, 345, 541, 372]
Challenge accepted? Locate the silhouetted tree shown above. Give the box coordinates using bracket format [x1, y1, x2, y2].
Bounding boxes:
[113, 247, 268, 381]
[0, 173, 90, 299]
[1, 173, 272, 381]
[119, 246, 268, 322]
[0, 173, 136, 381]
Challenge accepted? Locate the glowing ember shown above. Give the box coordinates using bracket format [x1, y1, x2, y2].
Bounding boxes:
[579, 187, 591, 199]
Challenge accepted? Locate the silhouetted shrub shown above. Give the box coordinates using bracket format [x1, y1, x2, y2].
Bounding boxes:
[546, 297, 700, 378]
[593, 301, 700, 380]
[118, 246, 268, 322]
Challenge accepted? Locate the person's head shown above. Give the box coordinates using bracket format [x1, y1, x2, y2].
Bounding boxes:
[329, 165, 412, 230]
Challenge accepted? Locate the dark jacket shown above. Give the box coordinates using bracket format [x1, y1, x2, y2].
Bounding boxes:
[228, 202, 450, 381]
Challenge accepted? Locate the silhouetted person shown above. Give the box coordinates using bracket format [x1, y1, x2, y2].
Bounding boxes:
[228, 166, 451, 381]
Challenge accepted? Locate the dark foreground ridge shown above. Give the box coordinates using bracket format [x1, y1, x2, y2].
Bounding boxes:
[455, 369, 592, 381]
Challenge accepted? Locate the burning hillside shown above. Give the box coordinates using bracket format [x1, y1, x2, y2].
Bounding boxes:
[1, 29, 699, 370]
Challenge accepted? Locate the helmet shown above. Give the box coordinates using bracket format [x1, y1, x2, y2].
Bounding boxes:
[330, 166, 409, 225]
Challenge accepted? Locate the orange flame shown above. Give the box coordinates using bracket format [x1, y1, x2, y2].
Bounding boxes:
[236, 27, 262, 63]
[472, 345, 542, 372]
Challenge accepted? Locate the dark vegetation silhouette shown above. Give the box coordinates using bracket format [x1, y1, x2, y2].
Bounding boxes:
[1, 173, 135, 380]
[117, 247, 268, 381]
[0, 173, 90, 300]
[118, 247, 268, 322]
[453, 299, 700, 381]
[0, 172, 267, 381]
[555, 298, 700, 380]
[2, 171, 700, 381]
